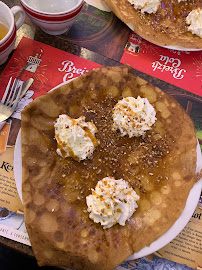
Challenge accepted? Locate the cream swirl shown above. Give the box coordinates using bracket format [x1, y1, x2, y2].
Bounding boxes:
[86, 177, 139, 229]
[54, 114, 98, 161]
[113, 96, 156, 137]
[186, 8, 202, 38]
[127, 0, 160, 14]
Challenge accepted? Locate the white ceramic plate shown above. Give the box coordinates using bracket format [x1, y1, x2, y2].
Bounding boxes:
[126, 23, 202, 52]
[14, 82, 202, 258]
[84, 0, 111, 12]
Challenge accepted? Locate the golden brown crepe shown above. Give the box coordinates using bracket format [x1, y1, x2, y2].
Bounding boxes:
[103, 0, 202, 49]
[21, 65, 197, 270]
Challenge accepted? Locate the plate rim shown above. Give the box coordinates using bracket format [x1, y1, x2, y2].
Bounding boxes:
[126, 23, 202, 52]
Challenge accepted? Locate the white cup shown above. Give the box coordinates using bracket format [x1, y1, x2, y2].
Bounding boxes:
[20, 0, 84, 35]
[0, 1, 25, 65]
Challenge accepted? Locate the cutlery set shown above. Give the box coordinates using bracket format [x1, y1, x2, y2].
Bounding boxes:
[0, 77, 33, 154]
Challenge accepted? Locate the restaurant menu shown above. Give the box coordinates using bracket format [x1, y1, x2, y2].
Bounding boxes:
[0, 37, 201, 270]
[158, 203, 202, 268]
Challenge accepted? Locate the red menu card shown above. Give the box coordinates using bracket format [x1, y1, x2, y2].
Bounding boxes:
[0, 37, 101, 101]
[121, 32, 202, 97]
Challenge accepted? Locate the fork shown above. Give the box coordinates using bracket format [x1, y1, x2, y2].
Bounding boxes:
[0, 77, 22, 122]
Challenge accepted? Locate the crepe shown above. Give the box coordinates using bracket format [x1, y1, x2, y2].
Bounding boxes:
[21, 65, 197, 270]
[103, 0, 202, 49]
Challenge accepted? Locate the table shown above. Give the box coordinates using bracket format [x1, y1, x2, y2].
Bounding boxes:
[0, 1, 201, 269]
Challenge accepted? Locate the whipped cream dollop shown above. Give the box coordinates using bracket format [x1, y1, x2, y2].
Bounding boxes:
[127, 0, 160, 14]
[86, 177, 140, 229]
[113, 96, 157, 137]
[186, 8, 202, 38]
[54, 114, 98, 161]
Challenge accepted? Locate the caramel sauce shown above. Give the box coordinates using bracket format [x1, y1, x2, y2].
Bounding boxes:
[55, 135, 76, 160]
[83, 126, 99, 147]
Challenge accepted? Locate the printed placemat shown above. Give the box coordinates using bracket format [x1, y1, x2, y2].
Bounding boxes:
[121, 32, 202, 97]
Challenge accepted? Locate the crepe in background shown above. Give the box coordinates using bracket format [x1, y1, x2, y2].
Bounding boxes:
[103, 0, 202, 49]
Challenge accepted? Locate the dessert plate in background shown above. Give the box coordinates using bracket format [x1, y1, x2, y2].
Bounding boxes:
[102, 0, 202, 51]
[126, 23, 202, 52]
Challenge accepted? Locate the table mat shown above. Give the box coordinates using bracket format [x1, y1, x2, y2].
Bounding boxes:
[121, 33, 202, 97]
[0, 37, 101, 102]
